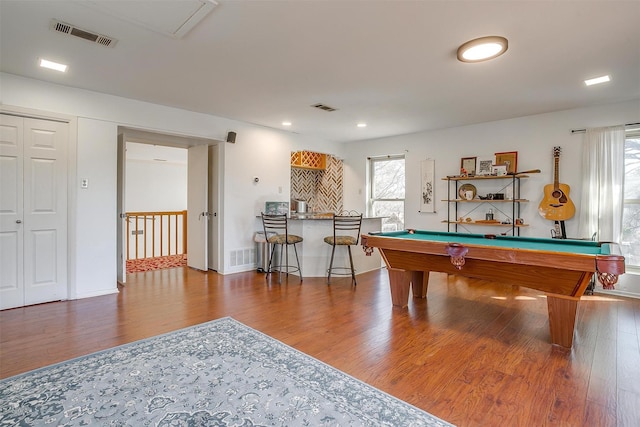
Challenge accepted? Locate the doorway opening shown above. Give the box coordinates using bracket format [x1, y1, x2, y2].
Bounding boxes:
[117, 127, 221, 285]
[125, 142, 188, 273]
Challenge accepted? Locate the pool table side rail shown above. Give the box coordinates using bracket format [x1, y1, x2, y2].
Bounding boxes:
[361, 233, 623, 274]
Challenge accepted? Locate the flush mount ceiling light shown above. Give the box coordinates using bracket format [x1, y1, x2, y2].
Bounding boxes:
[585, 75, 611, 86]
[282, 121, 292, 126]
[39, 58, 68, 72]
[457, 36, 508, 63]
[357, 123, 367, 128]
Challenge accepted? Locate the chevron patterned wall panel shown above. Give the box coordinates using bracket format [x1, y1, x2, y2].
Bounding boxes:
[291, 155, 343, 213]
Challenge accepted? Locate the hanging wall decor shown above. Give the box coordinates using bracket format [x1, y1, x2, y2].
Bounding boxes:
[420, 159, 436, 213]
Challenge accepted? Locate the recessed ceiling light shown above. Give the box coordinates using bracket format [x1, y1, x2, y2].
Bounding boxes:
[39, 58, 68, 72]
[457, 36, 508, 63]
[584, 75, 610, 86]
[282, 121, 292, 126]
[357, 123, 367, 128]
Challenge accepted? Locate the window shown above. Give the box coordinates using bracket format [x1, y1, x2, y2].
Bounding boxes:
[369, 155, 405, 231]
[622, 129, 640, 270]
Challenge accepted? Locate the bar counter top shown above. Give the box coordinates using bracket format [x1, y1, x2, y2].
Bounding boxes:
[289, 213, 384, 220]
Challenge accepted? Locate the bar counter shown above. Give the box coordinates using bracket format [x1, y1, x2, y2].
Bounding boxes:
[278, 214, 384, 278]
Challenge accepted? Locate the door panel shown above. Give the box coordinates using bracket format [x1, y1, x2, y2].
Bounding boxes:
[187, 144, 208, 271]
[116, 134, 126, 285]
[23, 118, 67, 306]
[0, 232, 19, 292]
[0, 115, 24, 309]
[207, 144, 219, 271]
[31, 229, 57, 284]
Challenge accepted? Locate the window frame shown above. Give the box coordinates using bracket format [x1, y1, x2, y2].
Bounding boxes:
[623, 128, 640, 272]
[368, 154, 406, 231]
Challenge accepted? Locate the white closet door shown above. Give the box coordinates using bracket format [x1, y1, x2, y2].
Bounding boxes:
[23, 118, 68, 306]
[0, 115, 25, 309]
[0, 115, 68, 309]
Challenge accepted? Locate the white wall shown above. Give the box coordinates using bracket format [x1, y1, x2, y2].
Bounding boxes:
[0, 73, 345, 300]
[75, 118, 117, 299]
[125, 159, 187, 212]
[343, 99, 640, 238]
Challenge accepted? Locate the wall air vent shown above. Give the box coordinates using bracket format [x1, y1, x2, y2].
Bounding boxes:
[312, 103, 338, 112]
[50, 19, 118, 48]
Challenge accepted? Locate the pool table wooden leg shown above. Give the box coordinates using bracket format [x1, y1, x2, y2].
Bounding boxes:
[411, 271, 429, 299]
[387, 268, 412, 308]
[547, 295, 579, 348]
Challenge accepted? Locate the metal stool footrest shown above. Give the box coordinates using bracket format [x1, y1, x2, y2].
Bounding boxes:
[326, 266, 357, 276]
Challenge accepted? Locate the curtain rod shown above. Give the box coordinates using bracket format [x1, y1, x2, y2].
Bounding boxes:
[570, 122, 640, 134]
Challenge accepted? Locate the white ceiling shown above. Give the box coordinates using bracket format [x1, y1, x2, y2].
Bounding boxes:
[1, 0, 639, 143]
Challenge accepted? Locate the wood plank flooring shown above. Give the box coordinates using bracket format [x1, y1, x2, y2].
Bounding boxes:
[1, 267, 639, 426]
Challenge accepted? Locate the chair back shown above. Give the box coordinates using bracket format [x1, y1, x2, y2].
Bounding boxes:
[332, 212, 363, 245]
[261, 213, 289, 239]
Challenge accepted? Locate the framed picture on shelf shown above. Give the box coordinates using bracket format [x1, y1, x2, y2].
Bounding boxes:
[460, 157, 477, 176]
[476, 156, 494, 175]
[492, 164, 508, 176]
[495, 151, 518, 174]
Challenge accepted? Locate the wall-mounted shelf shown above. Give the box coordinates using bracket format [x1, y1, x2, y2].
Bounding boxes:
[291, 150, 326, 170]
[443, 199, 529, 203]
[443, 173, 531, 181]
[441, 220, 529, 227]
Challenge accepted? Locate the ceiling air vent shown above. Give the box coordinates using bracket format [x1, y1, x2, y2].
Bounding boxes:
[50, 19, 118, 48]
[312, 103, 338, 112]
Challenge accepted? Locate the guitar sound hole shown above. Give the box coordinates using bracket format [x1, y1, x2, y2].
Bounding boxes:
[551, 190, 562, 198]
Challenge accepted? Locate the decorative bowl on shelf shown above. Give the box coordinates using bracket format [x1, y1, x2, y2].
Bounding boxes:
[458, 183, 477, 200]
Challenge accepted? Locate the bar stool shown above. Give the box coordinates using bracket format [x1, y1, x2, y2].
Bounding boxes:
[261, 213, 303, 283]
[324, 212, 362, 285]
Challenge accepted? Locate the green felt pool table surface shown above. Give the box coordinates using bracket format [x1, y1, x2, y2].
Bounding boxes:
[372, 230, 609, 255]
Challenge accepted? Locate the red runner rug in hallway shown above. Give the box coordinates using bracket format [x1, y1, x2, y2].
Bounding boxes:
[126, 254, 187, 273]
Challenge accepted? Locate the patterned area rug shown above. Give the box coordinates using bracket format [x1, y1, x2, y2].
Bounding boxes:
[0, 318, 453, 426]
[126, 254, 187, 273]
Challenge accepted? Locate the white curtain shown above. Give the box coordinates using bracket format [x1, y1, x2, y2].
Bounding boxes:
[578, 125, 625, 242]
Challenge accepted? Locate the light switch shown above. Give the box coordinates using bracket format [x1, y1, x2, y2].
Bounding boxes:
[81, 178, 89, 189]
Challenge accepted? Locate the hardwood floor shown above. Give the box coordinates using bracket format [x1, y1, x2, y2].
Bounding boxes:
[1, 267, 639, 426]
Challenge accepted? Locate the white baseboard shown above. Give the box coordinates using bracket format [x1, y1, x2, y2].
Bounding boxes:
[72, 288, 120, 300]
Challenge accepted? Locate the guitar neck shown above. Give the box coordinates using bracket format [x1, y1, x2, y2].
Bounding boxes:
[553, 156, 560, 190]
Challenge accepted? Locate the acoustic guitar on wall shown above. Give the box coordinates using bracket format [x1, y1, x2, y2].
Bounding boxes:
[538, 146, 575, 221]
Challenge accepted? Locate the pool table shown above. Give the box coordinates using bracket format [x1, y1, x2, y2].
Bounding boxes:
[361, 230, 625, 348]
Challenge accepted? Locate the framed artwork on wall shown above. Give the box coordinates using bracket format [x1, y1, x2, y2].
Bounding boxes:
[495, 151, 518, 174]
[420, 159, 436, 213]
